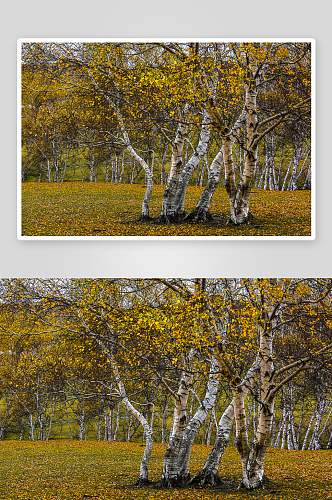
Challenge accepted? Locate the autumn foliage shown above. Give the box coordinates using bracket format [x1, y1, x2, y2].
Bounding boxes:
[20, 41, 312, 230]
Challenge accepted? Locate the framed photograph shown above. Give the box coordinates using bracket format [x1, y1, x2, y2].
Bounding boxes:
[18, 39, 315, 240]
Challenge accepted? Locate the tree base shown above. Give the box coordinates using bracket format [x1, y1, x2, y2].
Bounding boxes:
[184, 207, 215, 223]
[136, 214, 153, 223]
[237, 474, 277, 492]
[156, 474, 187, 488]
[153, 212, 183, 224]
[227, 212, 262, 227]
[135, 476, 151, 486]
[184, 207, 228, 225]
[189, 469, 223, 487]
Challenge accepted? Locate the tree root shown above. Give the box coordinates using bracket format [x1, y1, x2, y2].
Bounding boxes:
[236, 475, 278, 493]
[225, 212, 263, 227]
[135, 476, 151, 486]
[189, 469, 223, 487]
[184, 207, 216, 223]
[136, 214, 153, 223]
[262, 473, 277, 486]
[156, 474, 188, 488]
[248, 212, 262, 223]
[153, 213, 180, 224]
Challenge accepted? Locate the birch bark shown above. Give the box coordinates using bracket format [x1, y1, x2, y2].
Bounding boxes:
[185, 110, 245, 222]
[227, 78, 259, 225]
[155, 104, 190, 223]
[110, 355, 153, 484]
[88, 76, 154, 220]
[234, 317, 275, 490]
[173, 112, 211, 218]
[115, 109, 154, 221]
[78, 314, 154, 484]
[175, 357, 220, 481]
[184, 149, 224, 222]
[190, 357, 261, 486]
[158, 349, 195, 487]
[308, 386, 328, 450]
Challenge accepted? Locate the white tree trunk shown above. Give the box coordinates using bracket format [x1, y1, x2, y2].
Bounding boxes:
[110, 356, 153, 484]
[89, 76, 154, 220]
[86, 324, 154, 484]
[228, 83, 258, 225]
[158, 349, 195, 487]
[185, 149, 224, 222]
[190, 357, 261, 486]
[302, 409, 315, 450]
[308, 387, 327, 450]
[156, 104, 190, 222]
[176, 357, 220, 481]
[235, 320, 275, 490]
[173, 112, 211, 218]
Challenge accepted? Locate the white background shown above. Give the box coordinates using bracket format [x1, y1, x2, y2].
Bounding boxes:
[1, 0, 331, 277]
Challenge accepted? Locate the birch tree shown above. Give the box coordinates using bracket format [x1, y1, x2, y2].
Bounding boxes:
[212, 279, 332, 490]
[1, 278, 331, 492]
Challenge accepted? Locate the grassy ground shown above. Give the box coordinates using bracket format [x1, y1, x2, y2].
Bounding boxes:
[0, 441, 330, 499]
[21, 183, 312, 237]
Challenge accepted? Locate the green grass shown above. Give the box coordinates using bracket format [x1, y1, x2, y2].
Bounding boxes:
[0, 441, 331, 499]
[21, 183, 312, 237]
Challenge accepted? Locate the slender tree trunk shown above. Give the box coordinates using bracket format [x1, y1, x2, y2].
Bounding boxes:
[162, 395, 171, 443]
[106, 352, 153, 485]
[158, 349, 195, 487]
[287, 137, 303, 191]
[228, 82, 258, 225]
[160, 143, 169, 185]
[308, 388, 327, 450]
[29, 413, 35, 441]
[303, 160, 311, 190]
[185, 149, 224, 222]
[172, 113, 211, 218]
[235, 321, 275, 490]
[327, 428, 332, 449]
[206, 408, 215, 446]
[270, 408, 276, 447]
[276, 145, 283, 189]
[65, 404, 73, 440]
[175, 357, 220, 482]
[274, 406, 286, 448]
[190, 358, 261, 487]
[46, 398, 56, 441]
[118, 149, 125, 183]
[104, 405, 112, 441]
[296, 393, 305, 447]
[46, 159, 51, 182]
[113, 401, 121, 441]
[281, 157, 293, 191]
[155, 104, 190, 222]
[318, 398, 332, 443]
[89, 77, 154, 220]
[19, 415, 26, 441]
[302, 409, 315, 450]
